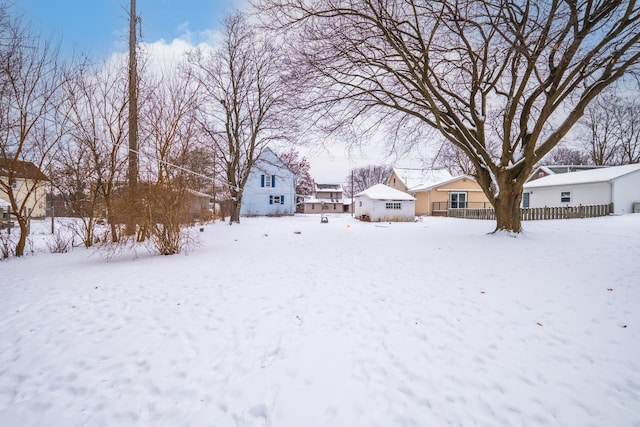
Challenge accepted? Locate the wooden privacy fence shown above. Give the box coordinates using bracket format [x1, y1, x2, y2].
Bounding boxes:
[447, 203, 613, 220]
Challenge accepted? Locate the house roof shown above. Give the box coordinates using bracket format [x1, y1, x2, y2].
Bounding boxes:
[409, 174, 475, 192]
[186, 189, 212, 199]
[256, 148, 295, 176]
[527, 164, 605, 181]
[355, 184, 416, 201]
[0, 159, 49, 181]
[524, 163, 640, 189]
[391, 167, 452, 189]
[0, 198, 10, 209]
[302, 196, 348, 204]
[316, 183, 343, 192]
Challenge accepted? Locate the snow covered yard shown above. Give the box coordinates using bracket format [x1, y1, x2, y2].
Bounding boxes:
[1, 214, 639, 427]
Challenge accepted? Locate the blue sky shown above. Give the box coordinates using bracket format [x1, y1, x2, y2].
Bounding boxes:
[11, 0, 241, 57]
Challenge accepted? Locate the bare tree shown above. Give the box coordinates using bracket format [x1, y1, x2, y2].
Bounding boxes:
[542, 145, 591, 166]
[579, 91, 640, 165]
[192, 13, 294, 224]
[0, 8, 66, 256]
[262, 0, 640, 233]
[432, 141, 478, 176]
[278, 148, 315, 195]
[59, 60, 130, 245]
[138, 63, 203, 254]
[346, 164, 392, 196]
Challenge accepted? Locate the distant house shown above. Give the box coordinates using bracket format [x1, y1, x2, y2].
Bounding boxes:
[184, 189, 214, 221]
[523, 163, 640, 214]
[409, 175, 491, 216]
[387, 167, 453, 192]
[300, 183, 352, 214]
[527, 164, 604, 182]
[354, 184, 416, 222]
[0, 198, 10, 227]
[386, 167, 490, 216]
[0, 159, 49, 218]
[240, 148, 296, 216]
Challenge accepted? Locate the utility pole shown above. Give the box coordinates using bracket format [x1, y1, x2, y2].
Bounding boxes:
[127, 0, 139, 236]
[351, 169, 354, 217]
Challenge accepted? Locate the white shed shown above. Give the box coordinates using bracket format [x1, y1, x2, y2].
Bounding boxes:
[523, 163, 640, 214]
[354, 184, 416, 222]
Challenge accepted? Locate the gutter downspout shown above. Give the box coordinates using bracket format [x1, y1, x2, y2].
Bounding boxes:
[610, 179, 615, 214]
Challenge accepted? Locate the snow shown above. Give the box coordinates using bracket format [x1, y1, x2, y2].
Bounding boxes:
[1, 214, 640, 427]
[354, 183, 416, 200]
[525, 163, 640, 188]
[392, 167, 452, 189]
[408, 174, 474, 192]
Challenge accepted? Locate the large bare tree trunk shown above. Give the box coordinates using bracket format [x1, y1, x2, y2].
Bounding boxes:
[229, 192, 242, 224]
[493, 179, 523, 234]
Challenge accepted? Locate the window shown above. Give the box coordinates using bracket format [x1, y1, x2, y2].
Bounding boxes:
[561, 191, 571, 203]
[522, 192, 530, 208]
[269, 195, 284, 205]
[385, 202, 401, 209]
[450, 192, 467, 209]
[333, 203, 336, 210]
[359, 201, 362, 207]
[11, 179, 18, 189]
[261, 175, 276, 188]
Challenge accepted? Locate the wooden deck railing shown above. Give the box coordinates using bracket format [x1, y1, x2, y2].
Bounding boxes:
[446, 204, 613, 220]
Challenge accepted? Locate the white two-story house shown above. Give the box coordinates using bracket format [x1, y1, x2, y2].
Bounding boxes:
[240, 148, 297, 216]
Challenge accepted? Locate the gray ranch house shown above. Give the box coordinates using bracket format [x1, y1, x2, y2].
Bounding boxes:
[523, 163, 640, 214]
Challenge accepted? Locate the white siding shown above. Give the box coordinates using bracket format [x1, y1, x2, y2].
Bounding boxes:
[525, 169, 640, 214]
[354, 195, 374, 218]
[528, 182, 611, 209]
[354, 195, 415, 221]
[240, 149, 296, 216]
[612, 171, 640, 214]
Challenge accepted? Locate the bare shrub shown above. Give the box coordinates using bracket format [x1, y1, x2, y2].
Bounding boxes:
[0, 233, 15, 259]
[46, 229, 72, 254]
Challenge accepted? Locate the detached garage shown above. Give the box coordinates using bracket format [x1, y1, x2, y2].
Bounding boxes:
[523, 163, 640, 214]
[354, 184, 416, 222]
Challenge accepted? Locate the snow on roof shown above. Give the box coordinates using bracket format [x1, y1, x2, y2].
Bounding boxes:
[545, 165, 604, 174]
[409, 174, 475, 192]
[303, 196, 348, 204]
[355, 184, 416, 201]
[316, 183, 343, 192]
[186, 189, 212, 198]
[524, 163, 640, 189]
[0, 198, 10, 208]
[392, 167, 452, 189]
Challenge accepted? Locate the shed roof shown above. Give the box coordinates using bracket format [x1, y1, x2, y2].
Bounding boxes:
[355, 184, 416, 201]
[524, 163, 640, 189]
